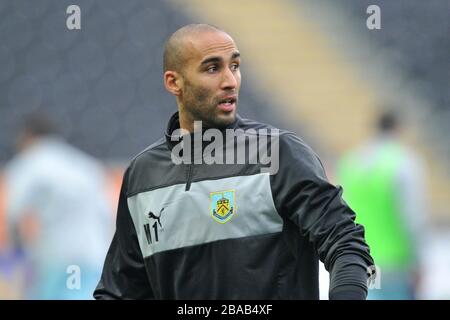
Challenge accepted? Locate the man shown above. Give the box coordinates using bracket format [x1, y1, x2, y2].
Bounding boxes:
[4, 113, 113, 299]
[94, 24, 374, 299]
[337, 110, 427, 299]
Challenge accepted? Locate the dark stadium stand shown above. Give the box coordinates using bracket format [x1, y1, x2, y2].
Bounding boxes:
[0, 0, 283, 164]
[341, 0, 450, 137]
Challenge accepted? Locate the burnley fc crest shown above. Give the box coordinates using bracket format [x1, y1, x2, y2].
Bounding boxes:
[210, 190, 236, 224]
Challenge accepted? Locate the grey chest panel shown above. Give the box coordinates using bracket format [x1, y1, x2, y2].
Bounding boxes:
[127, 172, 283, 258]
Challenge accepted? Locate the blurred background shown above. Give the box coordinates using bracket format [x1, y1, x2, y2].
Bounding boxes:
[0, 0, 448, 299]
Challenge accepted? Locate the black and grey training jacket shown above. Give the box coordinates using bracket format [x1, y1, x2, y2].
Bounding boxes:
[94, 112, 374, 300]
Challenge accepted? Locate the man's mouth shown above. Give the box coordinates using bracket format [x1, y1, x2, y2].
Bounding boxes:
[217, 96, 237, 112]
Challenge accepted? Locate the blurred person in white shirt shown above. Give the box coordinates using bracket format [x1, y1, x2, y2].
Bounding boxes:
[4, 113, 114, 299]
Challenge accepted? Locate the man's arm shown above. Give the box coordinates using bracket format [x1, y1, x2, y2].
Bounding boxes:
[270, 133, 374, 300]
[4, 160, 41, 249]
[94, 167, 154, 299]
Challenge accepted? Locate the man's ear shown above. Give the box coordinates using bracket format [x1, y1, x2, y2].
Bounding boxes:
[164, 71, 182, 96]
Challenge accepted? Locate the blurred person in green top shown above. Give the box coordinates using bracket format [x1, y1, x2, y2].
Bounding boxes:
[337, 109, 428, 300]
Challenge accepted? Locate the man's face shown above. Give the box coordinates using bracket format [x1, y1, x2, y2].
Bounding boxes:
[178, 31, 241, 129]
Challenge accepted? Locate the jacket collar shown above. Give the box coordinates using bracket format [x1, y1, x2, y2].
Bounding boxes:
[164, 111, 241, 151]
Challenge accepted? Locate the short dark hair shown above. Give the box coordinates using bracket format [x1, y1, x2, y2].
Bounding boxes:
[377, 109, 399, 133]
[21, 112, 57, 137]
[163, 23, 225, 73]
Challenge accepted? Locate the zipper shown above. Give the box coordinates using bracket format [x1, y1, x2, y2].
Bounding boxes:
[185, 163, 194, 191]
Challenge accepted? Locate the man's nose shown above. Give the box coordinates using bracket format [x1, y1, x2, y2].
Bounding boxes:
[221, 67, 238, 90]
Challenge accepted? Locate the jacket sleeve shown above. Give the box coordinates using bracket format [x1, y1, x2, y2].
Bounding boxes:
[270, 133, 375, 300]
[94, 167, 154, 299]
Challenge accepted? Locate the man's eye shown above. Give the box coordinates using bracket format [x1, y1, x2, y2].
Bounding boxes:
[207, 66, 218, 73]
[231, 63, 240, 71]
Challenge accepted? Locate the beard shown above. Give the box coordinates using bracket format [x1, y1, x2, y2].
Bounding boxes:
[181, 80, 237, 129]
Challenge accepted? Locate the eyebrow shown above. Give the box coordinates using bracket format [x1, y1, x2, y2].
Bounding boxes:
[200, 51, 241, 66]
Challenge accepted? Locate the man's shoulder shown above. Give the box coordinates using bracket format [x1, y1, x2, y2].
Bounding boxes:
[237, 116, 280, 132]
[122, 137, 171, 195]
[128, 137, 168, 169]
[237, 116, 293, 139]
[238, 117, 322, 166]
[238, 116, 316, 153]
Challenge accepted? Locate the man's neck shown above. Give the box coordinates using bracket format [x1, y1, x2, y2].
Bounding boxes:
[178, 108, 195, 133]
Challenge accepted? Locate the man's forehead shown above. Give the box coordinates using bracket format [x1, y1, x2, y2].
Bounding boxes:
[184, 31, 238, 60]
